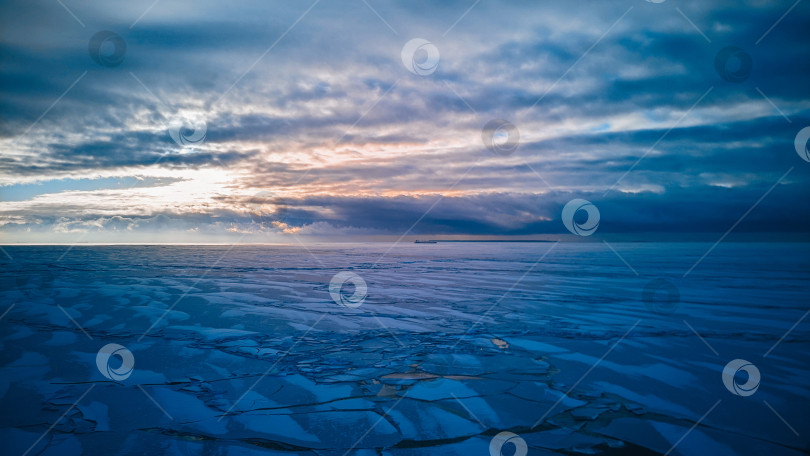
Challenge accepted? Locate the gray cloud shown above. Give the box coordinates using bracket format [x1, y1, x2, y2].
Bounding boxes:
[1, 0, 809, 240]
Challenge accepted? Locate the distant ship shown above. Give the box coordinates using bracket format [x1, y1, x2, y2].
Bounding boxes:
[414, 240, 438, 244]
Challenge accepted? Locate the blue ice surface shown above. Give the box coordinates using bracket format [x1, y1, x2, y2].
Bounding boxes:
[1, 242, 809, 455]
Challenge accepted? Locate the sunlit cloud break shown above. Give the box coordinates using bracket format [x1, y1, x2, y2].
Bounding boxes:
[1, 0, 809, 243]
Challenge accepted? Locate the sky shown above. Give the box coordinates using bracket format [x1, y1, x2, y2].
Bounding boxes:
[1, 0, 809, 243]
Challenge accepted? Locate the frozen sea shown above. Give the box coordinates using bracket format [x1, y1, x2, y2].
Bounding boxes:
[1, 242, 808, 455]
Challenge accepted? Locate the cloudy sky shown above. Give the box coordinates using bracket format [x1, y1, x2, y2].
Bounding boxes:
[1, 0, 808, 243]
